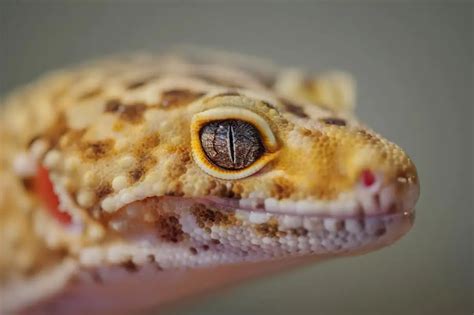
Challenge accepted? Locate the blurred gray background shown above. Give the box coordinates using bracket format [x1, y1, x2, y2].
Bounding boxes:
[1, 2, 472, 315]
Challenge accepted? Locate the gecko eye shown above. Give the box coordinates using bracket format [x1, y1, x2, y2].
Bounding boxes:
[200, 120, 265, 170]
[191, 106, 278, 180]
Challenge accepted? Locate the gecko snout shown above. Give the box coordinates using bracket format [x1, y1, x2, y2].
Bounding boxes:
[349, 137, 420, 217]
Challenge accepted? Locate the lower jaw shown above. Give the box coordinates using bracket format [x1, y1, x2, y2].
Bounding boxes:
[91, 196, 414, 268]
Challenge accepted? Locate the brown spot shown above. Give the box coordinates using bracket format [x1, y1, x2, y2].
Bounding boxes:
[78, 88, 102, 100]
[121, 260, 138, 272]
[255, 220, 282, 238]
[210, 183, 242, 199]
[374, 227, 386, 236]
[261, 101, 277, 110]
[201, 245, 210, 251]
[128, 134, 160, 182]
[281, 99, 308, 118]
[104, 100, 147, 124]
[164, 190, 185, 197]
[160, 90, 204, 108]
[271, 177, 295, 199]
[298, 127, 322, 139]
[320, 117, 347, 126]
[146, 255, 163, 271]
[156, 213, 184, 243]
[128, 153, 157, 183]
[95, 182, 112, 199]
[139, 134, 160, 149]
[191, 204, 238, 229]
[129, 168, 144, 182]
[81, 139, 115, 160]
[356, 129, 375, 139]
[260, 75, 276, 88]
[21, 178, 35, 192]
[104, 99, 121, 113]
[189, 247, 198, 255]
[146, 254, 155, 263]
[119, 103, 147, 123]
[211, 239, 220, 245]
[289, 228, 308, 237]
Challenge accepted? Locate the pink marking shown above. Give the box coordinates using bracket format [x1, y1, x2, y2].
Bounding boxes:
[361, 169, 376, 187]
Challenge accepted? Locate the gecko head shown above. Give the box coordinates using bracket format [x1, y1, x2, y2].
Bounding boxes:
[101, 92, 419, 265]
[173, 92, 419, 259]
[31, 86, 419, 269]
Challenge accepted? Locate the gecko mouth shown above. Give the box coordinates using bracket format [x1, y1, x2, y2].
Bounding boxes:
[88, 167, 418, 268]
[101, 187, 416, 266]
[33, 164, 417, 265]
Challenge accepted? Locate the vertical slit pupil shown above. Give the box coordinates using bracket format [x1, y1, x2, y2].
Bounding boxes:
[228, 125, 235, 163]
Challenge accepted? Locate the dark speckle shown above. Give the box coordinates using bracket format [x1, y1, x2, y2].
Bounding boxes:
[255, 222, 281, 238]
[374, 227, 386, 236]
[261, 101, 277, 110]
[119, 103, 147, 123]
[121, 260, 138, 272]
[129, 168, 144, 182]
[281, 99, 308, 118]
[82, 139, 115, 160]
[104, 100, 147, 124]
[289, 228, 309, 237]
[191, 204, 237, 228]
[21, 178, 35, 192]
[95, 183, 112, 199]
[161, 90, 204, 107]
[104, 99, 121, 113]
[189, 247, 198, 255]
[156, 214, 184, 243]
[128, 153, 157, 183]
[146, 255, 163, 270]
[320, 117, 347, 126]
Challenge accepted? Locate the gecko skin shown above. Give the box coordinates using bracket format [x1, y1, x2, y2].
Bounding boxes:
[0, 51, 419, 314]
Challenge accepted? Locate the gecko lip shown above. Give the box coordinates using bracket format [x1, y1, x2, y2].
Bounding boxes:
[199, 181, 419, 219]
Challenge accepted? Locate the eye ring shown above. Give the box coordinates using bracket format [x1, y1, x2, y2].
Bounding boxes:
[191, 107, 278, 180]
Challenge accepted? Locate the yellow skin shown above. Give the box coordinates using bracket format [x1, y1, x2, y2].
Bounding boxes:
[0, 52, 419, 314]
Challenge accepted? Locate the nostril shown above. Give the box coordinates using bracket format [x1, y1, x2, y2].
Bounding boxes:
[361, 169, 376, 187]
